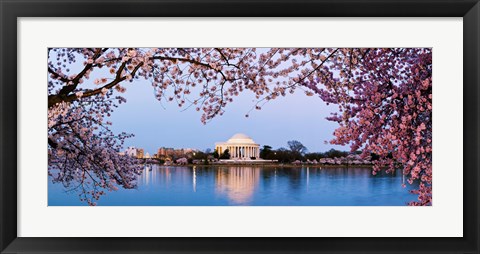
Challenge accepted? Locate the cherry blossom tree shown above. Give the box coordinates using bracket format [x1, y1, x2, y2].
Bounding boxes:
[286, 48, 432, 205]
[48, 48, 431, 206]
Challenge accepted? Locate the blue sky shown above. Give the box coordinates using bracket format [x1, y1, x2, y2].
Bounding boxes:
[108, 78, 347, 155]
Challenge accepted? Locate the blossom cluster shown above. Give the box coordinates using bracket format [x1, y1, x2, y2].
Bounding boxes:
[300, 48, 432, 205]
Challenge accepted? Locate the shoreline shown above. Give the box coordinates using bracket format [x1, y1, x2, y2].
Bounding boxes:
[146, 163, 374, 169]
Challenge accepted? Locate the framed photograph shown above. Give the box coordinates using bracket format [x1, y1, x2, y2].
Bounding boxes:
[1, 0, 479, 253]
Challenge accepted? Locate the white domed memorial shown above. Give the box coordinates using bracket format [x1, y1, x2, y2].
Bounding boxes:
[215, 133, 260, 159]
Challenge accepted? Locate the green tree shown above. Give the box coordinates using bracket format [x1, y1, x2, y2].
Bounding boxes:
[212, 149, 219, 159]
[219, 149, 231, 159]
[260, 145, 272, 159]
[273, 148, 295, 163]
[304, 152, 325, 161]
[193, 151, 208, 160]
[287, 140, 308, 155]
[325, 149, 348, 158]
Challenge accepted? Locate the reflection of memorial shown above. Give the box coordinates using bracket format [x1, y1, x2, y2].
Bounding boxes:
[215, 167, 260, 205]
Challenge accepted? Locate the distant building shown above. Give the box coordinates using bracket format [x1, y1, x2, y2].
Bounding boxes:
[125, 147, 137, 157]
[156, 147, 198, 159]
[136, 148, 144, 159]
[215, 133, 260, 159]
[157, 147, 174, 157]
[125, 147, 146, 158]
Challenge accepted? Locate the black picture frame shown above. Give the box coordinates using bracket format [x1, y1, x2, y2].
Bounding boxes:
[1, 0, 479, 253]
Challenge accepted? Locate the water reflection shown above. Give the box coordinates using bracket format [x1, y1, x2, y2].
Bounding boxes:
[193, 166, 196, 192]
[49, 165, 420, 206]
[215, 167, 260, 205]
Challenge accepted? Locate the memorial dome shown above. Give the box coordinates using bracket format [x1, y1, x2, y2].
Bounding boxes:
[227, 133, 256, 144]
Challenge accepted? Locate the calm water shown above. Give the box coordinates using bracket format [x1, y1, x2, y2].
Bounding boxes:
[49, 165, 419, 206]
